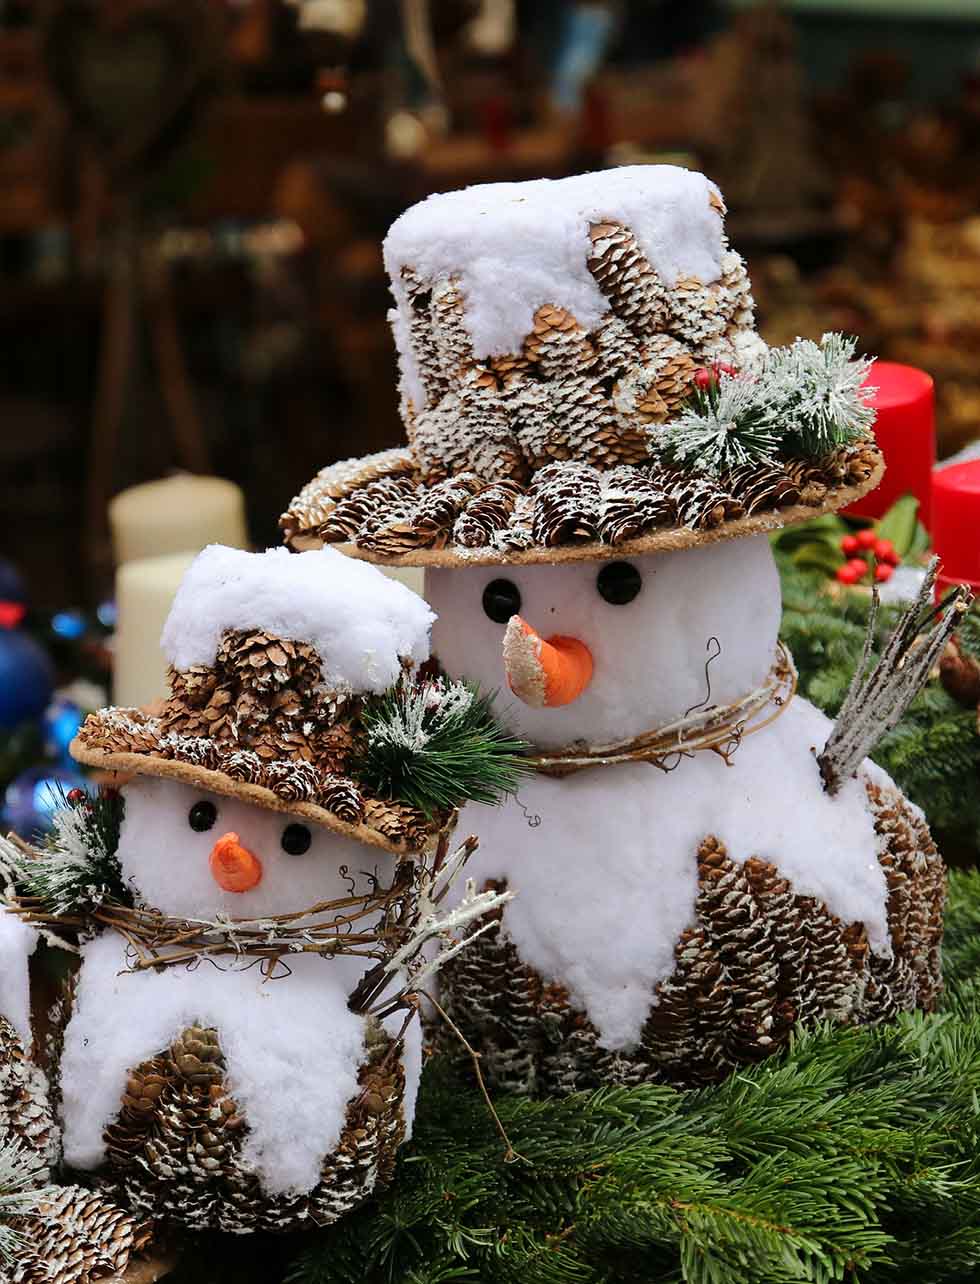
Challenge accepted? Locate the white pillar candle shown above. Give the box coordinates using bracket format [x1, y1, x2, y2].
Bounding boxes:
[377, 564, 427, 599]
[109, 474, 248, 566]
[113, 552, 196, 708]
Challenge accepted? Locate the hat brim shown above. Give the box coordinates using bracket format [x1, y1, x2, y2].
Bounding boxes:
[292, 459, 884, 571]
[71, 739, 444, 857]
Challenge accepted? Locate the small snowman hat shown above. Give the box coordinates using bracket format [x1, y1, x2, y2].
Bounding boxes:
[280, 166, 883, 569]
[71, 546, 440, 854]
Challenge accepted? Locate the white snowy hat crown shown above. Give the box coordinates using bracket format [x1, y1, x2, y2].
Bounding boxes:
[281, 166, 883, 567]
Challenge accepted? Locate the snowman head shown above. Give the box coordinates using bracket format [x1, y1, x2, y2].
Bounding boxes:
[116, 776, 376, 920]
[425, 535, 782, 750]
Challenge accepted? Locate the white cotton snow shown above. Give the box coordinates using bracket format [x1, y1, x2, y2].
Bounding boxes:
[452, 696, 891, 1052]
[384, 166, 725, 407]
[59, 936, 417, 1197]
[0, 907, 38, 1048]
[161, 545, 434, 693]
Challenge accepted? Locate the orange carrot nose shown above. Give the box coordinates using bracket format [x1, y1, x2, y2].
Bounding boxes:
[209, 832, 263, 893]
[502, 616, 594, 708]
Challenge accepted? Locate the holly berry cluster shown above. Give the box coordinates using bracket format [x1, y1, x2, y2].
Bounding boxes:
[692, 362, 738, 394]
[835, 529, 900, 586]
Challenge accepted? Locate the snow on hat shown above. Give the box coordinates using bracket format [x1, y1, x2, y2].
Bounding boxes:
[280, 166, 883, 568]
[71, 546, 442, 854]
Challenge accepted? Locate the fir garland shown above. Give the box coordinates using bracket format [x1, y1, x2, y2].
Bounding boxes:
[354, 677, 530, 816]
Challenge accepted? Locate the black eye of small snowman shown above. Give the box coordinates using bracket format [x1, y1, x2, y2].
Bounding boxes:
[188, 800, 217, 832]
[281, 823, 312, 856]
[482, 578, 522, 624]
[597, 561, 642, 605]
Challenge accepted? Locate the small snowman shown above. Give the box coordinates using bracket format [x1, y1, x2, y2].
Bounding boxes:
[50, 544, 464, 1232]
[282, 166, 946, 1093]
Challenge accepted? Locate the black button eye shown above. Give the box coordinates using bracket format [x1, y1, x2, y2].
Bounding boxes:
[281, 823, 312, 856]
[597, 562, 642, 605]
[188, 800, 217, 832]
[482, 578, 522, 624]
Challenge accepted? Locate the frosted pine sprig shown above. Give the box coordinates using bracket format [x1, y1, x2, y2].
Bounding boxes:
[0, 1136, 55, 1265]
[763, 332, 876, 456]
[355, 677, 530, 816]
[0, 787, 128, 918]
[651, 372, 781, 475]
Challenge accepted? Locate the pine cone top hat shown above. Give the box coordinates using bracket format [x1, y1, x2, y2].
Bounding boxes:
[281, 166, 884, 568]
[71, 545, 440, 854]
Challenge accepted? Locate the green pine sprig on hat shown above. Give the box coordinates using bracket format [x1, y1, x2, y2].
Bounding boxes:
[650, 333, 876, 478]
[765, 331, 876, 457]
[355, 677, 530, 817]
[650, 370, 783, 475]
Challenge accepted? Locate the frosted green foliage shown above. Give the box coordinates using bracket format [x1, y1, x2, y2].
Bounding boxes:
[764, 332, 877, 456]
[652, 372, 781, 474]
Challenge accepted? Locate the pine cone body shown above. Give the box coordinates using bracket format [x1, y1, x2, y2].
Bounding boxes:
[98, 1020, 406, 1233]
[438, 782, 944, 1094]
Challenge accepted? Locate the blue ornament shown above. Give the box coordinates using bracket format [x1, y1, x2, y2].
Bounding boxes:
[0, 629, 54, 729]
[43, 697, 84, 763]
[0, 558, 26, 606]
[2, 765, 89, 839]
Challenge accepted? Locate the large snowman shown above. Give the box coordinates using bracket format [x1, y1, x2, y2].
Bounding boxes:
[56, 545, 444, 1230]
[282, 166, 945, 1092]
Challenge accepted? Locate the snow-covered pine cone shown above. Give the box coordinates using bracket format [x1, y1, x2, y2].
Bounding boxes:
[96, 1019, 406, 1233]
[437, 782, 945, 1095]
[0, 1016, 58, 1168]
[10, 1185, 154, 1284]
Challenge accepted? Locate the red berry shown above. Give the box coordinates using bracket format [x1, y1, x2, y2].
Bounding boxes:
[66, 788, 86, 805]
[714, 362, 737, 378]
[836, 564, 860, 585]
[874, 563, 894, 583]
[874, 538, 899, 566]
[840, 534, 860, 555]
[856, 528, 877, 549]
[693, 367, 717, 391]
[847, 558, 870, 578]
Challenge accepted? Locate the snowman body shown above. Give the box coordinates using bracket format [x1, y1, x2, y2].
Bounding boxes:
[427, 539, 945, 1092]
[57, 777, 422, 1232]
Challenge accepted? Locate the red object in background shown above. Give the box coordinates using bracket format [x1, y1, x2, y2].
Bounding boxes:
[846, 363, 935, 528]
[0, 601, 26, 630]
[932, 461, 980, 597]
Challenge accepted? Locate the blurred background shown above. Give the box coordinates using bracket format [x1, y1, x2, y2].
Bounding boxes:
[2, 0, 980, 831]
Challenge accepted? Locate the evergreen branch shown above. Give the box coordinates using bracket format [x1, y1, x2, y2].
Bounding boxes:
[0, 785, 128, 918]
[651, 373, 782, 475]
[763, 332, 877, 457]
[0, 1136, 56, 1265]
[355, 678, 531, 816]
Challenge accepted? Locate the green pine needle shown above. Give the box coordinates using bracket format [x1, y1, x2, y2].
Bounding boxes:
[6, 785, 130, 916]
[354, 678, 531, 816]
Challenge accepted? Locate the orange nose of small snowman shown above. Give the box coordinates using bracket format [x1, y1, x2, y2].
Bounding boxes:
[502, 615, 594, 708]
[209, 832, 263, 893]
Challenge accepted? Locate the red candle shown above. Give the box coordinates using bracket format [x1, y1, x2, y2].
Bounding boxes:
[932, 460, 980, 596]
[846, 362, 935, 528]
